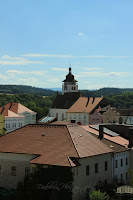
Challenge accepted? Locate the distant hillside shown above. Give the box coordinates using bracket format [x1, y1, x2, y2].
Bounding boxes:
[80, 88, 133, 97]
[0, 85, 56, 96]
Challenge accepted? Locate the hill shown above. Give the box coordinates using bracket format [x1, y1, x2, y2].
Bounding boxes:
[0, 85, 56, 96]
[80, 88, 133, 97]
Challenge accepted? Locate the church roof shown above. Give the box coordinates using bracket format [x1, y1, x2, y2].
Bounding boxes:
[51, 92, 83, 109]
[62, 67, 77, 83]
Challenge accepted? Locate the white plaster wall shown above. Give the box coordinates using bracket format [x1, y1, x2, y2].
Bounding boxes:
[62, 84, 78, 95]
[71, 153, 112, 200]
[19, 112, 36, 125]
[4, 117, 25, 133]
[127, 117, 133, 125]
[113, 151, 129, 183]
[67, 113, 89, 125]
[49, 108, 68, 121]
[0, 153, 36, 188]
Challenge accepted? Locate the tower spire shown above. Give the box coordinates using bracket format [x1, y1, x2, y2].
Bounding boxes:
[69, 61, 71, 73]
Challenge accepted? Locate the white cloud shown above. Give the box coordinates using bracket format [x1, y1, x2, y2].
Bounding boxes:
[46, 78, 60, 83]
[78, 33, 85, 36]
[23, 54, 73, 58]
[18, 78, 38, 85]
[1, 55, 27, 61]
[0, 74, 8, 80]
[6, 70, 47, 77]
[84, 67, 104, 71]
[0, 60, 44, 65]
[76, 71, 129, 78]
[107, 72, 129, 77]
[82, 55, 108, 58]
[52, 68, 68, 72]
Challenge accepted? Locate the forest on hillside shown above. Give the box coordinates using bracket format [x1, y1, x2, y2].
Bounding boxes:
[0, 85, 56, 96]
[0, 85, 133, 121]
[0, 92, 132, 121]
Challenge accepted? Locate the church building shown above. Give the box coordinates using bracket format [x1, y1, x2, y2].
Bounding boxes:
[49, 67, 82, 121]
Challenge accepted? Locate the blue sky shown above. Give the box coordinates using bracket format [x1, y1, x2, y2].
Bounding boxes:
[0, 0, 133, 89]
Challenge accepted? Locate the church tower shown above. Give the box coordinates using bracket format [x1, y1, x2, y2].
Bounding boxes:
[62, 67, 78, 95]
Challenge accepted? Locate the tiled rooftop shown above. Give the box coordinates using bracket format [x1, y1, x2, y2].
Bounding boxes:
[0, 123, 114, 167]
[67, 97, 105, 113]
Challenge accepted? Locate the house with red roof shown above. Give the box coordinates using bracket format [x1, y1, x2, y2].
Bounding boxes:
[0, 102, 36, 132]
[0, 122, 130, 200]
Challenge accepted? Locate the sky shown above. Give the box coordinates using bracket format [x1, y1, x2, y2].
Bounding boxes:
[0, 0, 133, 90]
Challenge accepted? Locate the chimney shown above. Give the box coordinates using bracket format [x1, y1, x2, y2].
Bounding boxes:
[99, 125, 104, 140]
[128, 127, 133, 148]
[1, 106, 5, 114]
[9, 101, 13, 110]
[86, 97, 90, 107]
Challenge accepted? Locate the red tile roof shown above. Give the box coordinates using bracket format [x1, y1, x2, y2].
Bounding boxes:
[67, 97, 104, 113]
[0, 123, 114, 167]
[0, 102, 34, 115]
[82, 125, 129, 149]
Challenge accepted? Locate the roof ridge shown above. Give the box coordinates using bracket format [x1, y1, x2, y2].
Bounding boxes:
[66, 125, 80, 158]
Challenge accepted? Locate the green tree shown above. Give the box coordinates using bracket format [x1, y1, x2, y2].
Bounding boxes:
[89, 190, 109, 200]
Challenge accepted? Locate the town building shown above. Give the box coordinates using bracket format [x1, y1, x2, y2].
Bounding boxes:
[0, 102, 36, 132]
[49, 67, 82, 121]
[82, 125, 130, 184]
[0, 122, 131, 200]
[66, 97, 108, 125]
[0, 114, 6, 135]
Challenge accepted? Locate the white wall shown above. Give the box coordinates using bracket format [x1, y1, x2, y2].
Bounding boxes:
[62, 83, 78, 95]
[5, 117, 25, 133]
[71, 153, 112, 200]
[113, 151, 129, 184]
[19, 111, 36, 125]
[49, 108, 68, 121]
[67, 113, 89, 125]
[0, 153, 36, 188]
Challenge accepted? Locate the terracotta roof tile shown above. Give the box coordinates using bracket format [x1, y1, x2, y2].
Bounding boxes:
[0, 124, 115, 166]
[67, 125, 113, 157]
[67, 97, 104, 113]
[0, 102, 34, 115]
[82, 125, 129, 149]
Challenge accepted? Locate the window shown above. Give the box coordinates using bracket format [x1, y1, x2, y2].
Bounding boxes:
[12, 123, 14, 128]
[11, 166, 16, 176]
[25, 167, 30, 176]
[19, 123, 20, 127]
[95, 163, 98, 173]
[86, 165, 89, 176]
[84, 114, 86, 119]
[115, 160, 118, 168]
[115, 175, 118, 183]
[15, 123, 16, 127]
[32, 167, 35, 174]
[121, 174, 123, 183]
[126, 158, 128, 165]
[126, 172, 128, 180]
[21, 123, 22, 127]
[121, 159, 123, 167]
[56, 113, 58, 120]
[105, 161, 108, 171]
[105, 180, 107, 186]
[0, 165, 1, 174]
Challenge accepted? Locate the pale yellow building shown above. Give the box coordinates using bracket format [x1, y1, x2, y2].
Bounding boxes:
[0, 114, 6, 135]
